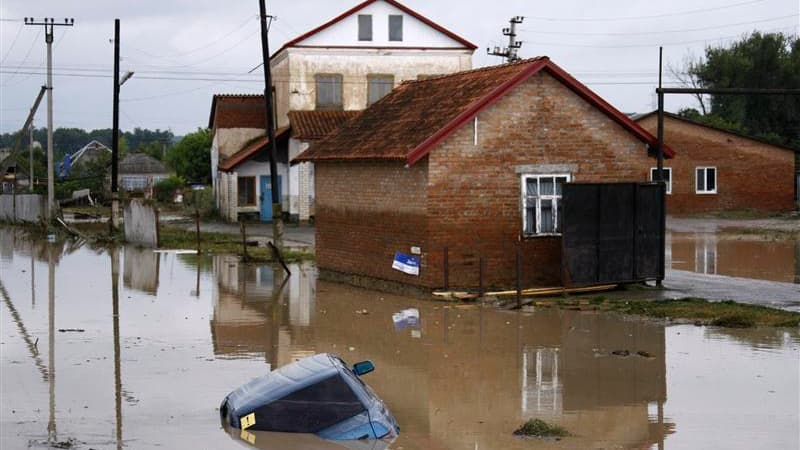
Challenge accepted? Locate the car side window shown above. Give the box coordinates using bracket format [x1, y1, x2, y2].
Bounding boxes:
[251, 375, 365, 433]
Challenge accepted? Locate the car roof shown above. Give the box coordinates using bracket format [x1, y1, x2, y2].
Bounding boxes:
[226, 353, 345, 414]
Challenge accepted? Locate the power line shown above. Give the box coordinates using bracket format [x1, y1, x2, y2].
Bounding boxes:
[522, 25, 798, 48]
[0, 28, 41, 86]
[519, 13, 800, 36]
[127, 13, 257, 61]
[524, 0, 768, 22]
[0, 22, 24, 65]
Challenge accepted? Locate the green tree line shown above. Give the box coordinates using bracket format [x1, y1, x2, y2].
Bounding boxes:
[677, 32, 800, 149]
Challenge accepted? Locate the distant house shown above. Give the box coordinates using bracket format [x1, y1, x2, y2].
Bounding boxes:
[118, 153, 170, 194]
[295, 58, 669, 290]
[60, 140, 111, 178]
[209, 0, 475, 223]
[636, 112, 797, 214]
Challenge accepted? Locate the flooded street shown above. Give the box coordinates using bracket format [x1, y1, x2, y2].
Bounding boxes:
[1, 227, 798, 449]
[668, 231, 799, 284]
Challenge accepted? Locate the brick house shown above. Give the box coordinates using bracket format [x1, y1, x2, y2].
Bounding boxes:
[636, 112, 797, 214]
[210, 0, 474, 223]
[295, 58, 670, 290]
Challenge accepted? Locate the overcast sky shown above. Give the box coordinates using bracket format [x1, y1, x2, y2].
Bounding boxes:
[0, 0, 797, 136]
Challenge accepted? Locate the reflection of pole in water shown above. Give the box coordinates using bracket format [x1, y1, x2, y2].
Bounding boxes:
[269, 264, 289, 369]
[0, 280, 48, 380]
[47, 244, 56, 443]
[111, 247, 123, 450]
[30, 243, 35, 308]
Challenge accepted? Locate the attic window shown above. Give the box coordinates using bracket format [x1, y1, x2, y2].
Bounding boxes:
[389, 15, 403, 41]
[358, 15, 372, 41]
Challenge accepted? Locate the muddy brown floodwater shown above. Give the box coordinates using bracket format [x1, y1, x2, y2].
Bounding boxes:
[1, 227, 798, 449]
[667, 231, 800, 283]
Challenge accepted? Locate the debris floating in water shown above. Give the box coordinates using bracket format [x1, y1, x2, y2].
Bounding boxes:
[58, 329, 85, 333]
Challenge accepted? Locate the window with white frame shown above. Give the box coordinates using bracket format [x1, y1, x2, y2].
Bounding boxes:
[696, 167, 717, 194]
[522, 174, 570, 235]
[649, 167, 672, 194]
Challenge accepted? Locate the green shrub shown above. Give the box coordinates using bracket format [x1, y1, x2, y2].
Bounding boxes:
[184, 187, 215, 218]
[154, 176, 184, 203]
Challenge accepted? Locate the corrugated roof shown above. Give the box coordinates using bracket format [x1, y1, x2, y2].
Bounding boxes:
[295, 57, 673, 165]
[119, 152, 169, 175]
[288, 110, 361, 141]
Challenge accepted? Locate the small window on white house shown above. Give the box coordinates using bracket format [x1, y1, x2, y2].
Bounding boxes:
[389, 15, 403, 41]
[696, 167, 716, 194]
[522, 174, 570, 235]
[649, 167, 672, 194]
[238, 176, 256, 206]
[358, 15, 372, 41]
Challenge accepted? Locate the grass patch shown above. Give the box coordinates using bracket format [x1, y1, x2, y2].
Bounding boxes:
[513, 419, 569, 438]
[606, 298, 799, 328]
[158, 226, 314, 263]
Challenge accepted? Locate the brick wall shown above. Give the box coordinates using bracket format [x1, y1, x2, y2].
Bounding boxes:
[426, 72, 653, 289]
[638, 115, 796, 214]
[314, 160, 434, 286]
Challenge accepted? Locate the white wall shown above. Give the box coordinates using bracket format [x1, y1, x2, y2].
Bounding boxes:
[283, 48, 471, 114]
[234, 159, 290, 215]
[299, 0, 466, 48]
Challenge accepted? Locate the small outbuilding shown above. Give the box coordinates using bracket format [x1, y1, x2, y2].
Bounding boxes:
[636, 112, 798, 214]
[118, 152, 171, 194]
[295, 57, 670, 290]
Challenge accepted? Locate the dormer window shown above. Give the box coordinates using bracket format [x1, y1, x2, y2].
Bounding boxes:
[389, 15, 403, 41]
[358, 15, 372, 41]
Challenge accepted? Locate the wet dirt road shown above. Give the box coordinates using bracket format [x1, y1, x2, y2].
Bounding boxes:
[1, 228, 798, 449]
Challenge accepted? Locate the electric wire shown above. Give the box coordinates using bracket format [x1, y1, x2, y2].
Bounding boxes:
[519, 13, 800, 36]
[0, 22, 25, 66]
[0, 28, 41, 86]
[523, 0, 768, 22]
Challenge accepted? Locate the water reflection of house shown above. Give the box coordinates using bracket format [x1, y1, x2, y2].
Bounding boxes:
[123, 247, 159, 295]
[670, 232, 797, 283]
[265, 280, 670, 449]
[209, 257, 317, 359]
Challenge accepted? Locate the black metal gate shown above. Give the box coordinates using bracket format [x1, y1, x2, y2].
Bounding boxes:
[561, 182, 665, 286]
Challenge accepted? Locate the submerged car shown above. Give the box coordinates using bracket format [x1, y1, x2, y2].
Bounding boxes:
[220, 353, 399, 441]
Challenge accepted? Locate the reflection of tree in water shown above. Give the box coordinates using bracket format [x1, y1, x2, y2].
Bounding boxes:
[705, 326, 800, 349]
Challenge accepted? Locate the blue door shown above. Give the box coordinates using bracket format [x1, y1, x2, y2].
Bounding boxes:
[259, 175, 281, 222]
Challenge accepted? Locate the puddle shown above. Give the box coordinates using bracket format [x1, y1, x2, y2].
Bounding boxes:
[1, 227, 798, 449]
[668, 231, 800, 283]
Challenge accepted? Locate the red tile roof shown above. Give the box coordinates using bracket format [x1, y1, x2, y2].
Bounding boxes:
[218, 126, 290, 172]
[288, 110, 361, 141]
[272, 0, 476, 56]
[295, 58, 674, 165]
[208, 94, 265, 130]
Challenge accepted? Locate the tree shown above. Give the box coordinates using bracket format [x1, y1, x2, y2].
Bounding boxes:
[686, 32, 800, 149]
[166, 128, 211, 184]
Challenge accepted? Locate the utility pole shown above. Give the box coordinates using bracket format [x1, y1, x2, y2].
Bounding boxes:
[655, 46, 665, 287]
[257, 0, 284, 252]
[111, 19, 121, 232]
[24, 18, 74, 222]
[109, 19, 134, 233]
[487, 16, 524, 63]
[29, 123, 35, 193]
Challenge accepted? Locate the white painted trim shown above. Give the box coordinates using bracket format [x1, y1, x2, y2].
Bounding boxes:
[521, 173, 571, 236]
[649, 167, 672, 195]
[695, 166, 717, 194]
[473, 116, 478, 146]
